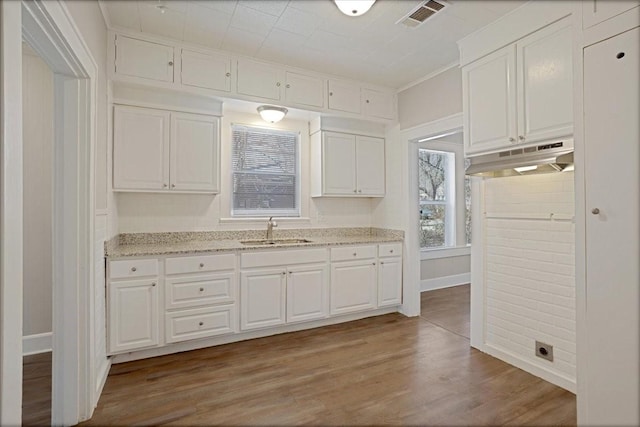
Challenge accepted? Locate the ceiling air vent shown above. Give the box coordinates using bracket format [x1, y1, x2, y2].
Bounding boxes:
[397, 0, 449, 29]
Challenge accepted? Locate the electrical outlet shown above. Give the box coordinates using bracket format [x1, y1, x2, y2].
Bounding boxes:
[535, 341, 554, 361]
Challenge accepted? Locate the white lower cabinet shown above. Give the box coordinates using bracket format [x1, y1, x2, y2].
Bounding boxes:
[286, 264, 329, 323]
[109, 278, 159, 353]
[240, 268, 287, 330]
[108, 242, 402, 357]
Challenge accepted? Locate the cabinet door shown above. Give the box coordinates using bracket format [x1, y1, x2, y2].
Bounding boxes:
[582, 0, 639, 29]
[285, 71, 324, 108]
[240, 269, 286, 330]
[378, 257, 402, 307]
[115, 35, 174, 82]
[113, 106, 170, 190]
[287, 264, 329, 323]
[362, 88, 394, 120]
[355, 136, 385, 196]
[170, 113, 220, 192]
[462, 45, 517, 156]
[517, 21, 573, 145]
[181, 49, 231, 92]
[328, 79, 361, 114]
[109, 279, 159, 353]
[237, 58, 283, 100]
[322, 132, 357, 195]
[330, 261, 377, 315]
[583, 27, 639, 426]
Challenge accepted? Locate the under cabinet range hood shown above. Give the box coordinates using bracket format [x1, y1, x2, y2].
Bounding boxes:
[465, 140, 574, 177]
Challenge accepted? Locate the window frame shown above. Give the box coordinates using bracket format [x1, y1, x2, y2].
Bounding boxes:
[230, 123, 301, 218]
[417, 139, 470, 252]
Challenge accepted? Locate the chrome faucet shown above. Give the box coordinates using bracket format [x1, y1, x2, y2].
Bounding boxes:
[266, 216, 277, 241]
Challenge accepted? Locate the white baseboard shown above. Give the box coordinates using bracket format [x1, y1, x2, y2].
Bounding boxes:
[420, 273, 470, 292]
[483, 343, 576, 393]
[23, 332, 53, 356]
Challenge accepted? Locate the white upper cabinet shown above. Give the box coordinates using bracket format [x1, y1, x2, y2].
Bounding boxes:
[181, 49, 231, 92]
[463, 46, 517, 155]
[517, 23, 573, 145]
[114, 105, 220, 193]
[582, 0, 640, 29]
[113, 105, 170, 190]
[311, 131, 385, 197]
[236, 58, 284, 101]
[328, 79, 361, 114]
[362, 88, 394, 120]
[285, 71, 324, 108]
[115, 35, 174, 83]
[462, 18, 573, 156]
[355, 136, 385, 196]
[170, 113, 220, 192]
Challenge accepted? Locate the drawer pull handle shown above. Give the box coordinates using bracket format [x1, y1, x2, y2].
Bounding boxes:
[199, 263, 205, 268]
[199, 287, 204, 292]
[199, 321, 204, 326]
[131, 267, 137, 272]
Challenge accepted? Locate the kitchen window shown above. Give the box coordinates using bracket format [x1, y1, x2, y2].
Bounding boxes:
[231, 125, 300, 217]
[418, 143, 471, 249]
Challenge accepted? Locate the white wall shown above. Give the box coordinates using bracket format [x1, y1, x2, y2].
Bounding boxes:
[482, 172, 576, 391]
[116, 109, 375, 233]
[397, 66, 462, 131]
[22, 48, 53, 340]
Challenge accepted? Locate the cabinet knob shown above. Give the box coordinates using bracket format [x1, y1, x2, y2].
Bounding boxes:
[131, 267, 137, 272]
[390, 249, 394, 253]
[519, 135, 525, 141]
[151, 282, 156, 287]
[281, 271, 286, 276]
[171, 184, 176, 188]
[199, 287, 204, 292]
[381, 261, 384, 265]
[366, 99, 370, 103]
[353, 189, 357, 193]
[168, 61, 173, 66]
[509, 137, 515, 142]
[329, 92, 333, 96]
[225, 72, 231, 77]
[276, 82, 281, 87]
[372, 262, 376, 266]
[353, 253, 357, 256]
[591, 208, 600, 215]
[199, 321, 204, 326]
[199, 263, 204, 268]
[163, 184, 168, 188]
[358, 189, 362, 193]
[286, 84, 290, 88]
[288, 271, 292, 275]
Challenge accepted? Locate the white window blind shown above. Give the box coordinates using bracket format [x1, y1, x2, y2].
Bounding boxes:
[231, 125, 300, 217]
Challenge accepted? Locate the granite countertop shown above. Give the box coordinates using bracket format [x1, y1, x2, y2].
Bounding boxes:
[106, 227, 404, 258]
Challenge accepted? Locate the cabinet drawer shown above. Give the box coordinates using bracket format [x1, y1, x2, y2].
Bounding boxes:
[165, 273, 235, 310]
[165, 305, 236, 344]
[378, 243, 402, 258]
[109, 258, 159, 279]
[165, 253, 235, 275]
[330, 245, 376, 262]
[241, 248, 327, 269]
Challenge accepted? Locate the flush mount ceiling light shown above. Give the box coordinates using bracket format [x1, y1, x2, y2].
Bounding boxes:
[154, 0, 167, 14]
[257, 105, 288, 123]
[334, 0, 376, 16]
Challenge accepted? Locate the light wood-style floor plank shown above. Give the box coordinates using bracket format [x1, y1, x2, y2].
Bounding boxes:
[82, 286, 576, 426]
[23, 352, 51, 426]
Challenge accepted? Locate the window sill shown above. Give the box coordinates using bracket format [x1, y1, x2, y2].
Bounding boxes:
[218, 217, 312, 227]
[420, 245, 471, 260]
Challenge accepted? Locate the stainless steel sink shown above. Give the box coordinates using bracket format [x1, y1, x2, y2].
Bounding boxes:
[240, 238, 312, 245]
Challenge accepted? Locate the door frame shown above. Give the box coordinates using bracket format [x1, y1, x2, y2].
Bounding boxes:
[1, 1, 97, 424]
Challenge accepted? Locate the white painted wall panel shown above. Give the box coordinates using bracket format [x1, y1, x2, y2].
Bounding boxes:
[22, 48, 53, 337]
[484, 172, 576, 386]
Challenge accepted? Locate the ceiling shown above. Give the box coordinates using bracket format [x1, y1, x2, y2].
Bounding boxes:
[101, 0, 526, 89]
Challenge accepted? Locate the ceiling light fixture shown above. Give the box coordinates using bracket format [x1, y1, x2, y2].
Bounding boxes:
[257, 105, 288, 123]
[514, 165, 538, 173]
[155, 1, 167, 14]
[334, 0, 376, 17]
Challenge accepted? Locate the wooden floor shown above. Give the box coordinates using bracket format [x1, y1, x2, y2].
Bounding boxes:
[23, 352, 52, 426]
[421, 284, 470, 339]
[82, 285, 575, 426]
